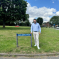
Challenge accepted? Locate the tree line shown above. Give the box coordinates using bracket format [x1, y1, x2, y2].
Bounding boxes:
[0, 0, 44, 27]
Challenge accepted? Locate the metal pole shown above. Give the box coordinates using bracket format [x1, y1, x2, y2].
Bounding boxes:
[16, 34, 18, 47]
[31, 34, 32, 47]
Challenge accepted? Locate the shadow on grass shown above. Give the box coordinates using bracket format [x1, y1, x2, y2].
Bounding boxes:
[0, 26, 30, 30]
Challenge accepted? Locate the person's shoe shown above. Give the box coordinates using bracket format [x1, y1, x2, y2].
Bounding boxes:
[34, 45, 37, 46]
[38, 47, 40, 49]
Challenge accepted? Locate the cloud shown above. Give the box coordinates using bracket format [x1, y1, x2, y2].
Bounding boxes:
[56, 11, 59, 15]
[52, 1, 54, 3]
[26, 2, 58, 23]
[52, 0, 55, 3]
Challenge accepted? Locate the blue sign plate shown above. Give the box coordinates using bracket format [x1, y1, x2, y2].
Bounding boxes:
[17, 34, 31, 36]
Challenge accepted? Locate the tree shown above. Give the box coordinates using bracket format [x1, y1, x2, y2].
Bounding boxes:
[50, 16, 59, 26]
[25, 19, 30, 26]
[37, 17, 43, 25]
[14, 14, 30, 26]
[0, 0, 27, 28]
[25, 14, 30, 26]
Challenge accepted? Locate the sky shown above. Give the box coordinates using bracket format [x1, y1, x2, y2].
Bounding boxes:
[25, 0, 59, 23]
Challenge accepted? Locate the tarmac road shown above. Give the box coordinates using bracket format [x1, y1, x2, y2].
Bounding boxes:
[0, 55, 59, 59]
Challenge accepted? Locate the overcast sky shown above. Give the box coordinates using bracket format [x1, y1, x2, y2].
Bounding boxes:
[26, 0, 59, 23]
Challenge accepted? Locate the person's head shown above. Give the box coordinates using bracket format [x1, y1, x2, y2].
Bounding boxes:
[33, 19, 37, 23]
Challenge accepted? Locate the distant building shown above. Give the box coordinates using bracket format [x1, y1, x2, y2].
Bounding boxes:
[42, 22, 51, 27]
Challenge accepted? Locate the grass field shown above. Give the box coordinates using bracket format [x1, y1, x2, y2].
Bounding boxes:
[0, 26, 59, 54]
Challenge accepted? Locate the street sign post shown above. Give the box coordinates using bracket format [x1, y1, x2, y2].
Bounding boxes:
[16, 34, 32, 47]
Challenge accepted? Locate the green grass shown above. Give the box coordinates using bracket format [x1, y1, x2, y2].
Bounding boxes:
[0, 26, 59, 54]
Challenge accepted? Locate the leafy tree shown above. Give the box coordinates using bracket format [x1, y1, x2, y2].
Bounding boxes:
[14, 14, 30, 26]
[25, 14, 30, 26]
[50, 16, 59, 26]
[0, 0, 27, 28]
[37, 17, 43, 25]
[25, 19, 30, 26]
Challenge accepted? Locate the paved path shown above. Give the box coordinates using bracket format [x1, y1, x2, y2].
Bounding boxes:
[0, 55, 59, 59]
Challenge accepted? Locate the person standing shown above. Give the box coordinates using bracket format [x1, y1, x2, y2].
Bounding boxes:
[31, 19, 41, 49]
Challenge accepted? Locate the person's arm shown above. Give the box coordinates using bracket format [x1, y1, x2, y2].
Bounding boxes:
[31, 24, 33, 34]
[39, 27, 41, 34]
[38, 24, 41, 34]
